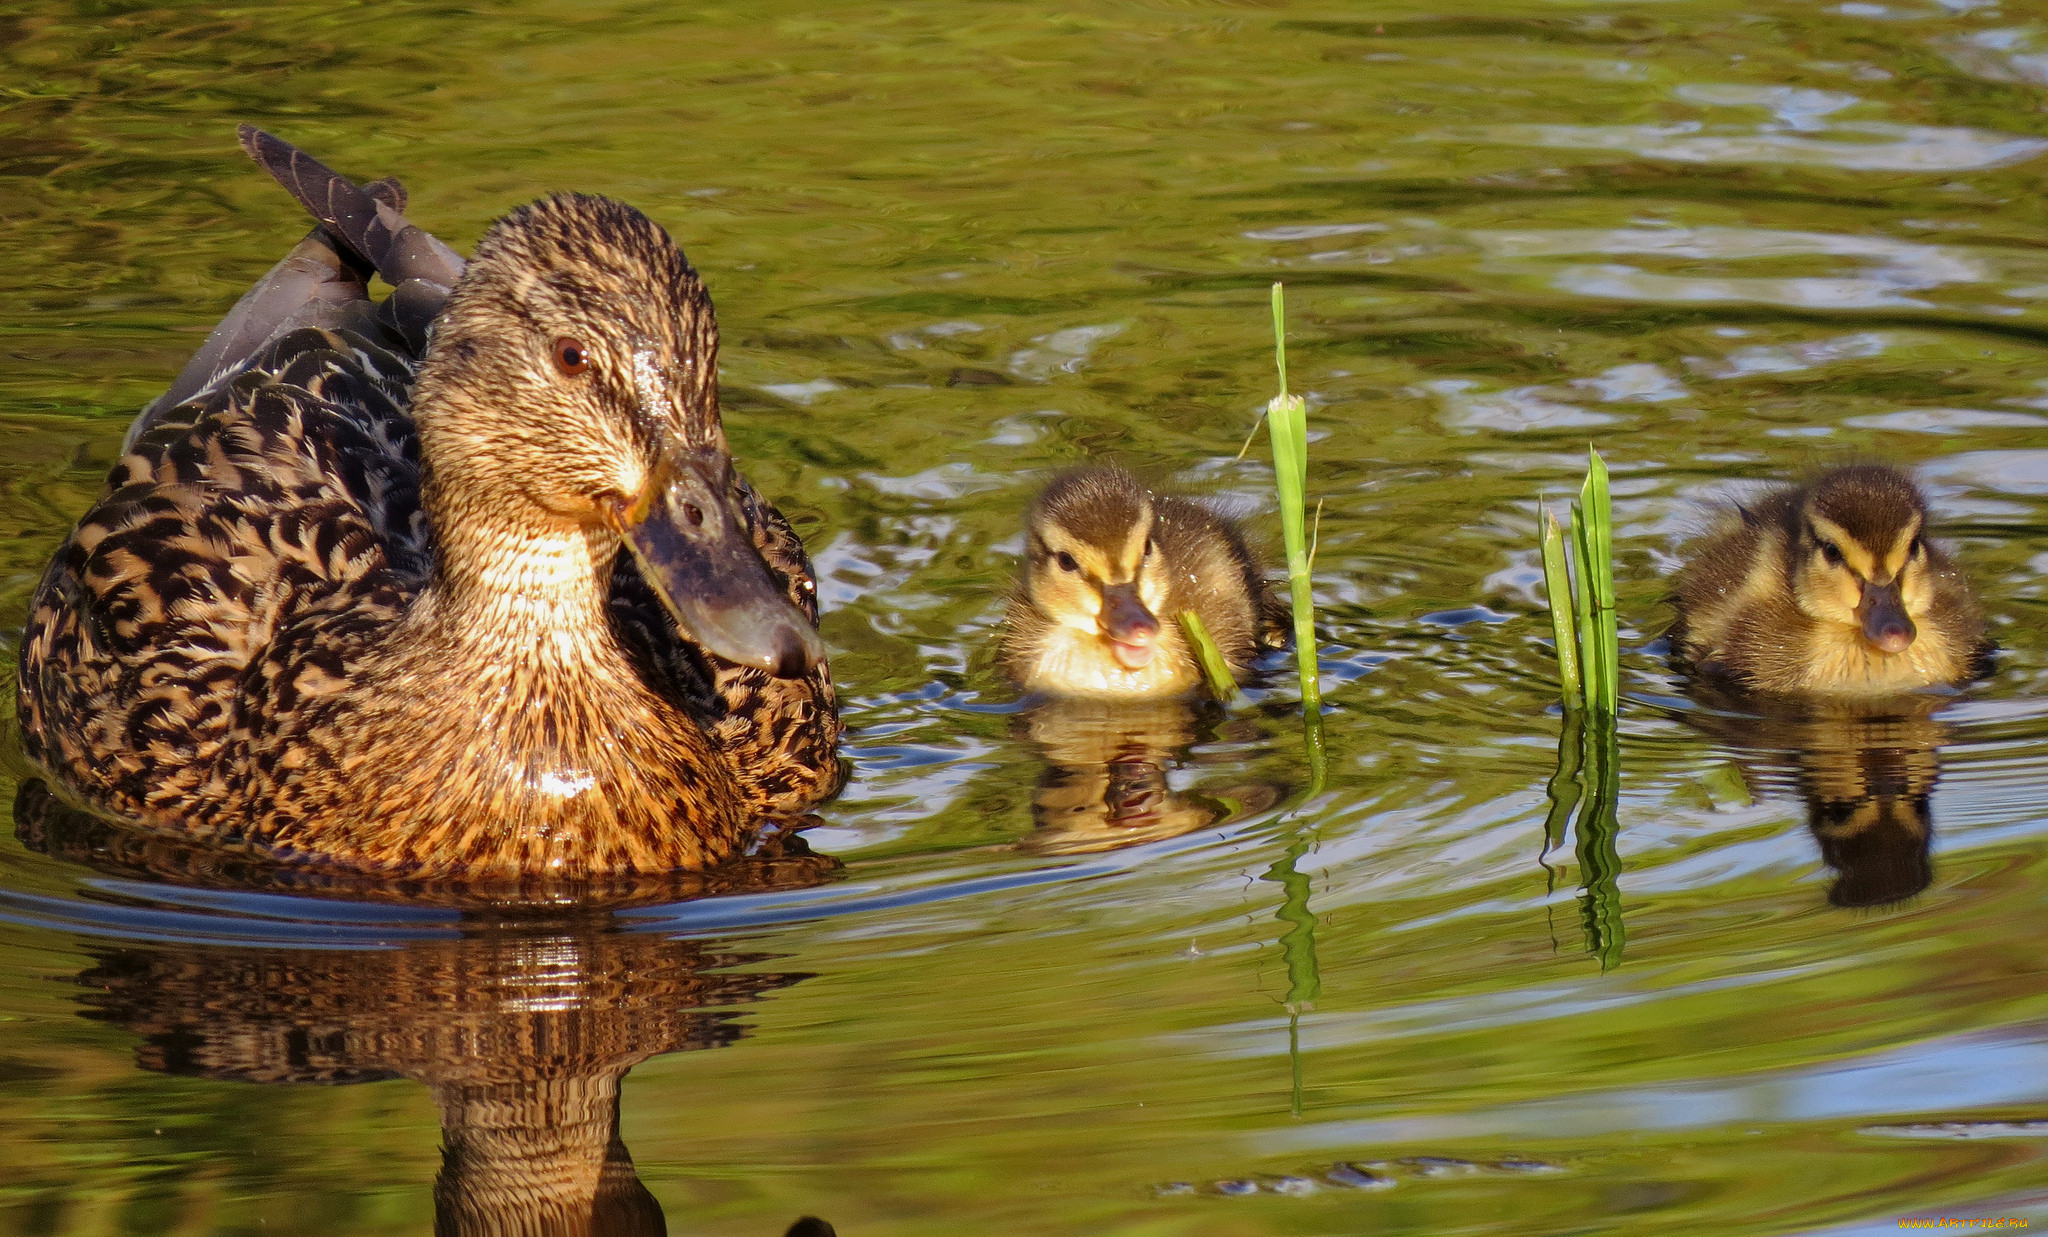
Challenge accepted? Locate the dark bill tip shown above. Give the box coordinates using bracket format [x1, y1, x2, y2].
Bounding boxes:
[768, 625, 816, 681]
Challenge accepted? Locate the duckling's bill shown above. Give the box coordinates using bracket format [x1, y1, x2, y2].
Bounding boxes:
[607, 447, 823, 679]
[1100, 581, 1161, 669]
[1856, 578, 1916, 655]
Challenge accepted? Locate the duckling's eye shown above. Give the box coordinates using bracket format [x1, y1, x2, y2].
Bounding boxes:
[553, 337, 591, 378]
[1908, 535, 1925, 558]
[1054, 551, 1079, 573]
[1818, 541, 1845, 567]
[1143, 536, 1155, 558]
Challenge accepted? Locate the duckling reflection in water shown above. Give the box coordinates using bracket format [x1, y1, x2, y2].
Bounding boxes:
[1670, 464, 1988, 697]
[1020, 696, 1282, 854]
[999, 466, 1286, 698]
[1685, 691, 1945, 908]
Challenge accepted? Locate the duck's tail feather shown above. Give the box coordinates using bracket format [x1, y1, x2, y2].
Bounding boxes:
[236, 124, 466, 293]
[130, 133, 459, 446]
[364, 174, 406, 214]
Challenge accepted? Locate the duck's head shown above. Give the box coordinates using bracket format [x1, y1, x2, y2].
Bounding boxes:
[413, 193, 821, 678]
[1791, 466, 1937, 657]
[1022, 467, 1170, 671]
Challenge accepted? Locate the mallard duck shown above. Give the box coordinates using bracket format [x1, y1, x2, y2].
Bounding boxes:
[1670, 464, 1988, 697]
[15, 127, 842, 883]
[998, 466, 1285, 697]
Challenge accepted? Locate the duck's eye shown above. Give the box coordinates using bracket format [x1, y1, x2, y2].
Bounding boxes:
[553, 338, 591, 378]
[1143, 536, 1155, 558]
[1818, 541, 1845, 567]
[1908, 535, 1925, 558]
[1055, 551, 1079, 573]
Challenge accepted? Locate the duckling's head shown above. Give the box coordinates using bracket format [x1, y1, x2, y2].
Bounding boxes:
[1790, 465, 1936, 657]
[414, 193, 820, 677]
[1023, 467, 1170, 671]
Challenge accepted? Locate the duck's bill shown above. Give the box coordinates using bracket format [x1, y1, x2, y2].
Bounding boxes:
[615, 451, 825, 679]
[1099, 582, 1161, 671]
[1857, 581, 1917, 655]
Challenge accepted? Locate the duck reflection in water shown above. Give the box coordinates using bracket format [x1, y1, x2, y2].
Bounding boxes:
[1684, 692, 1947, 908]
[1019, 696, 1282, 855]
[18, 787, 841, 1237]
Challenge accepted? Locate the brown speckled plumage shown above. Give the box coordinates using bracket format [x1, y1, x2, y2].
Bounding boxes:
[999, 466, 1286, 697]
[1670, 464, 1987, 697]
[16, 129, 841, 882]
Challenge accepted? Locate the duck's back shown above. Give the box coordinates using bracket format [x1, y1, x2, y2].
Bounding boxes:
[1670, 489, 1808, 682]
[18, 324, 431, 823]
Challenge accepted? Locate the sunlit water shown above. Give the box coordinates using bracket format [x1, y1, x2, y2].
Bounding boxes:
[5, 1, 2048, 1233]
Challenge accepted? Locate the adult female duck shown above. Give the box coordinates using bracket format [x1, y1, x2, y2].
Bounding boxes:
[16, 128, 842, 883]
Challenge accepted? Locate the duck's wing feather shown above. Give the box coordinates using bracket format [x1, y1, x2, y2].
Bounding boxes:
[235, 126, 467, 359]
[137, 231, 366, 444]
[19, 326, 428, 816]
[131, 163, 425, 449]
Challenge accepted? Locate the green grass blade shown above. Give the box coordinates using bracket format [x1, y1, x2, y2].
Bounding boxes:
[1178, 610, 1239, 703]
[1570, 504, 1601, 715]
[1261, 284, 1326, 1116]
[1580, 448, 1619, 714]
[1267, 282, 1319, 717]
[1271, 281, 1289, 397]
[1540, 506, 1582, 710]
[1269, 391, 1317, 714]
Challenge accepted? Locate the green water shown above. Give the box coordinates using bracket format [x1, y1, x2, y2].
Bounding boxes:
[6, 1, 2048, 1233]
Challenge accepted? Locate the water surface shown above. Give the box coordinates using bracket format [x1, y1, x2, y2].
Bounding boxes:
[4, 1, 2048, 1233]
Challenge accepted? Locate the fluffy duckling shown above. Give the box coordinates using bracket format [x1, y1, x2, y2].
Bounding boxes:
[999, 467, 1285, 697]
[1671, 464, 1987, 696]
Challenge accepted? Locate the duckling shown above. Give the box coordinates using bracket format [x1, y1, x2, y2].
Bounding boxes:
[1670, 464, 1987, 696]
[16, 128, 841, 883]
[999, 466, 1285, 697]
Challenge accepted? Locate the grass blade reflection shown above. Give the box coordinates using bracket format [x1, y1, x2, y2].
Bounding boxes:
[1575, 713, 1626, 971]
